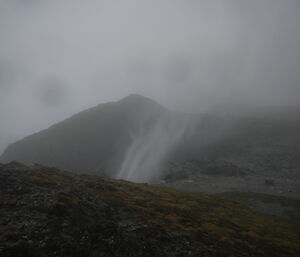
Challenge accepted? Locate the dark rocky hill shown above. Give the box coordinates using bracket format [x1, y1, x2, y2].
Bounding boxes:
[1, 162, 300, 257]
[0, 95, 170, 176]
[1, 95, 300, 185]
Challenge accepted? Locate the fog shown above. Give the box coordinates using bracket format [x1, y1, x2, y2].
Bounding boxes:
[117, 112, 196, 182]
[0, 0, 300, 154]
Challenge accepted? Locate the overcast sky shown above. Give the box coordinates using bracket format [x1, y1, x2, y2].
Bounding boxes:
[0, 0, 300, 154]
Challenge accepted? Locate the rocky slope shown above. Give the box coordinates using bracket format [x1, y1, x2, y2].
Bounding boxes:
[0, 95, 170, 175]
[0, 162, 300, 257]
[1, 95, 300, 184]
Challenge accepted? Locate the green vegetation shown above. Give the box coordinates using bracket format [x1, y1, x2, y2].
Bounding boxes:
[1, 165, 300, 256]
[218, 191, 300, 223]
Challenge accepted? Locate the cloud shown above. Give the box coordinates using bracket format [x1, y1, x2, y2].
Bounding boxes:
[0, 0, 300, 153]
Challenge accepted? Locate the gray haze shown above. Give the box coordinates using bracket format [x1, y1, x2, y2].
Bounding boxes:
[1, 0, 300, 154]
[117, 111, 196, 182]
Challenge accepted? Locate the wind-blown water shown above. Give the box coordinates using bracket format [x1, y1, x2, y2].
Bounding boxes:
[117, 113, 195, 182]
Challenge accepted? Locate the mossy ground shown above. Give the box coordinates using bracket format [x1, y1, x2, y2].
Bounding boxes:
[1, 164, 299, 256]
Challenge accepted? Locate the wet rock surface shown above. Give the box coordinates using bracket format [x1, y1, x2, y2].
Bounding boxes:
[162, 159, 300, 199]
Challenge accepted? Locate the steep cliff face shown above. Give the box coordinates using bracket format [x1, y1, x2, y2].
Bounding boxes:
[1, 162, 299, 257]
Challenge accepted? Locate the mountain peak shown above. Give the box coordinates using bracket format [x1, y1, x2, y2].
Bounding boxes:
[118, 94, 161, 106]
[123, 93, 146, 100]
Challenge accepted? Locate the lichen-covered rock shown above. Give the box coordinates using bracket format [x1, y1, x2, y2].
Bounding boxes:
[0, 163, 299, 257]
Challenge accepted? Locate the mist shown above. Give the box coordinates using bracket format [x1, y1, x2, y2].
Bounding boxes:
[117, 111, 196, 182]
[1, 0, 300, 154]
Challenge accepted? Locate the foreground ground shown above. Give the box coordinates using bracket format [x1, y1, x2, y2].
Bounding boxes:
[0, 162, 300, 257]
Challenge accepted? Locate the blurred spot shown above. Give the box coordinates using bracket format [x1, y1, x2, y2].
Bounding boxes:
[126, 58, 155, 88]
[165, 57, 193, 84]
[34, 76, 68, 108]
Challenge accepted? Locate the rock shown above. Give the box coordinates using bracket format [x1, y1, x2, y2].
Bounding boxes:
[264, 179, 275, 186]
[0, 164, 299, 257]
[2, 161, 27, 170]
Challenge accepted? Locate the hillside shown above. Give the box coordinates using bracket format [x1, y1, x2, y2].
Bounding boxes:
[0, 95, 170, 176]
[0, 162, 300, 257]
[1, 95, 300, 187]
